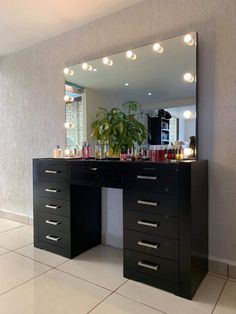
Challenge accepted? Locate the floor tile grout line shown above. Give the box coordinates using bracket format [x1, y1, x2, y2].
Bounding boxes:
[85, 279, 131, 314]
[86, 291, 114, 314]
[0, 224, 27, 234]
[55, 268, 113, 292]
[0, 241, 33, 252]
[0, 267, 52, 298]
[115, 291, 169, 314]
[12, 250, 58, 268]
[211, 279, 227, 314]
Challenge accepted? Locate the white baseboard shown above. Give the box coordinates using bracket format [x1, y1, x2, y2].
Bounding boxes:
[102, 232, 123, 249]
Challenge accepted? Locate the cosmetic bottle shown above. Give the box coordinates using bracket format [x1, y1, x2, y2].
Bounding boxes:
[82, 141, 90, 159]
[95, 141, 102, 160]
[53, 145, 62, 158]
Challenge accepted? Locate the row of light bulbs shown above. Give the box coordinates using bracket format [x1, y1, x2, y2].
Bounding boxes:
[64, 33, 195, 74]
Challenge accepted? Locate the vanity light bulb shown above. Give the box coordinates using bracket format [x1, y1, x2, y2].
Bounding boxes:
[64, 122, 75, 129]
[183, 73, 194, 83]
[82, 63, 88, 70]
[184, 34, 194, 46]
[87, 65, 93, 71]
[153, 43, 164, 53]
[126, 50, 136, 60]
[103, 57, 113, 66]
[63, 68, 74, 76]
[183, 110, 192, 119]
[184, 147, 194, 158]
[103, 57, 109, 65]
[64, 148, 71, 157]
[64, 95, 74, 102]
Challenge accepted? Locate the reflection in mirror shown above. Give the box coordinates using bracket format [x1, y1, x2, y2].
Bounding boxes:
[64, 32, 197, 156]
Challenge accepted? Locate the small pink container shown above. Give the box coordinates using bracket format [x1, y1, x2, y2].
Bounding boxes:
[150, 145, 157, 162]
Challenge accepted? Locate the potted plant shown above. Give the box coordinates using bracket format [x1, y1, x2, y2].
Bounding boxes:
[91, 101, 147, 156]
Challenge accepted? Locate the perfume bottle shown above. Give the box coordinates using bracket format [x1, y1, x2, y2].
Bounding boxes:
[82, 141, 90, 159]
[95, 141, 102, 160]
[53, 145, 62, 158]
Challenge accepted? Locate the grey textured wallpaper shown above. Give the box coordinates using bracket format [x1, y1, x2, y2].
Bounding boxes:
[0, 0, 235, 264]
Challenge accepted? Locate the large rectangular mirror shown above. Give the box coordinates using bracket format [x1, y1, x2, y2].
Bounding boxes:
[64, 32, 197, 157]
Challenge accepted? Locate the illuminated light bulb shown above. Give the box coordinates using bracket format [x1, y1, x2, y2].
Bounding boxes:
[93, 68, 97, 72]
[126, 50, 137, 60]
[183, 72, 194, 83]
[148, 92, 152, 96]
[82, 63, 88, 70]
[184, 34, 194, 46]
[124, 83, 129, 86]
[63, 68, 74, 76]
[183, 110, 192, 119]
[64, 95, 74, 102]
[103, 57, 113, 66]
[64, 122, 75, 129]
[184, 147, 194, 159]
[82, 63, 93, 71]
[153, 43, 164, 53]
[64, 148, 71, 157]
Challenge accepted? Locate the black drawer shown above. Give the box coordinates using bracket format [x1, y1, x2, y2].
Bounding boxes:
[39, 227, 70, 249]
[124, 230, 179, 261]
[124, 249, 179, 283]
[38, 212, 70, 233]
[123, 164, 178, 193]
[71, 163, 122, 187]
[71, 165, 100, 186]
[35, 197, 70, 217]
[37, 162, 69, 180]
[124, 210, 179, 239]
[36, 180, 70, 200]
[124, 189, 178, 217]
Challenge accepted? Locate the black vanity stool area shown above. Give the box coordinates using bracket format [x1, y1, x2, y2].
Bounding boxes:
[33, 158, 208, 299]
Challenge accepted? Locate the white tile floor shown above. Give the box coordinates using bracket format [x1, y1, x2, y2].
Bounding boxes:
[0, 217, 235, 314]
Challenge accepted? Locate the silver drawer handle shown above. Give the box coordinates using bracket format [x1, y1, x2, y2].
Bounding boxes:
[138, 241, 160, 249]
[90, 167, 98, 171]
[45, 204, 61, 209]
[137, 175, 157, 180]
[137, 220, 159, 228]
[46, 235, 61, 242]
[137, 200, 158, 206]
[45, 220, 61, 226]
[137, 261, 159, 271]
[44, 170, 61, 174]
[45, 188, 61, 193]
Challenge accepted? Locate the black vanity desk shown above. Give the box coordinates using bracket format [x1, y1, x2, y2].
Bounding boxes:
[33, 158, 208, 299]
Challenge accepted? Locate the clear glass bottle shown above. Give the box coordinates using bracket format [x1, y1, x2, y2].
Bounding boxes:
[95, 141, 102, 160]
[103, 141, 109, 159]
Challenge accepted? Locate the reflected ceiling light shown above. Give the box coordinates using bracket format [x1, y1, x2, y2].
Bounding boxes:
[183, 72, 194, 82]
[64, 95, 74, 102]
[103, 57, 113, 66]
[64, 122, 75, 129]
[126, 50, 137, 60]
[153, 43, 164, 53]
[148, 92, 152, 96]
[63, 67, 74, 76]
[124, 83, 129, 86]
[82, 63, 93, 71]
[183, 34, 194, 46]
[93, 68, 97, 72]
[183, 110, 192, 119]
